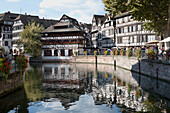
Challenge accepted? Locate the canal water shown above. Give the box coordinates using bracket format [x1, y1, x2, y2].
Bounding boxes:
[0, 63, 170, 113]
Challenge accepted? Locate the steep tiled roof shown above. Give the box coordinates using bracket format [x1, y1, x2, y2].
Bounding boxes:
[42, 14, 82, 33]
[0, 12, 19, 21]
[15, 15, 58, 28]
[93, 15, 107, 25]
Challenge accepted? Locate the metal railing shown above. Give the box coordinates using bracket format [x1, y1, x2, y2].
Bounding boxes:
[78, 50, 169, 61]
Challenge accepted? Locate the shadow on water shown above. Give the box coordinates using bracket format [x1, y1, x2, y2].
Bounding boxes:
[0, 62, 169, 113]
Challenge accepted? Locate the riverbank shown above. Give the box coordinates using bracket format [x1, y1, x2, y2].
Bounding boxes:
[72, 55, 170, 82]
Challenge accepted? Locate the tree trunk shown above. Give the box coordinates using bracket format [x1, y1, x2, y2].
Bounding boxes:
[168, 4, 170, 37]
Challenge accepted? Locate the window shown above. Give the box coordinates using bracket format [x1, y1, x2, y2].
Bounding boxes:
[134, 36, 137, 43]
[148, 35, 155, 42]
[5, 41, 8, 46]
[68, 50, 73, 56]
[109, 29, 114, 35]
[44, 50, 52, 56]
[61, 49, 65, 56]
[137, 25, 142, 31]
[124, 27, 128, 33]
[130, 36, 133, 43]
[54, 50, 58, 56]
[132, 25, 136, 32]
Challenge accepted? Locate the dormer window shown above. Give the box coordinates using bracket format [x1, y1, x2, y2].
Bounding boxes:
[60, 19, 69, 22]
[45, 34, 48, 36]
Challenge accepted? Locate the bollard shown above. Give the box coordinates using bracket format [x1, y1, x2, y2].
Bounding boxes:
[114, 60, 116, 71]
[156, 68, 159, 89]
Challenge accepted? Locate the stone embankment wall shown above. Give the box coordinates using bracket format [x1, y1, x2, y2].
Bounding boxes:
[0, 73, 24, 97]
[72, 55, 170, 82]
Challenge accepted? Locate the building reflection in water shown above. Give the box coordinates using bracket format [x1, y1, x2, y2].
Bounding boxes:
[40, 63, 170, 112]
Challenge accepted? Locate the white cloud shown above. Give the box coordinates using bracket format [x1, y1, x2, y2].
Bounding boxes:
[39, 0, 105, 23]
[39, 9, 46, 14]
[6, 0, 20, 2]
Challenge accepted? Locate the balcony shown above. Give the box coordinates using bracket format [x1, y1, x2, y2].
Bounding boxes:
[13, 36, 20, 40]
[43, 44, 79, 49]
[41, 36, 82, 40]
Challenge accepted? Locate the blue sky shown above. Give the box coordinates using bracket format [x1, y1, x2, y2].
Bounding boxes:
[0, 0, 106, 23]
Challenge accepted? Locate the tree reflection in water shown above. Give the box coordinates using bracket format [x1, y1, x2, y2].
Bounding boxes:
[0, 63, 169, 113]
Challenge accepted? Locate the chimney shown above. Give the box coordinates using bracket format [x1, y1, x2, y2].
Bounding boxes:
[25, 13, 27, 15]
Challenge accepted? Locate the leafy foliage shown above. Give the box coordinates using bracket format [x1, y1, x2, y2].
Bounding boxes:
[0, 57, 11, 80]
[103, 0, 169, 36]
[16, 55, 28, 74]
[19, 21, 44, 57]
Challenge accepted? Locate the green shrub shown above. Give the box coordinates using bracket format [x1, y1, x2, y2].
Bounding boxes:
[16, 55, 28, 74]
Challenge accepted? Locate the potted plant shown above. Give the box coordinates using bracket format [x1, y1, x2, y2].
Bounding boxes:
[147, 49, 155, 60]
[127, 82, 132, 93]
[120, 50, 125, 56]
[104, 73, 108, 79]
[104, 51, 108, 56]
[165, 50, 170, 61]
[111, 50, 115, 56]
[126, 48, 132, 58]
[135, 87, 141, 99]
[115, 50, 119, 55]
[74, 51, 78, 56]
[120, 80, 125, 86]
[84, 51, 87, 56]
[94, 50, 97, 56]
[135, 48, 141, 60]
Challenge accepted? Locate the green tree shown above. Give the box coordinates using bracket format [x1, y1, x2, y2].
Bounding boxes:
[103, 0, 169, 37]
[19, 21, 44, 57]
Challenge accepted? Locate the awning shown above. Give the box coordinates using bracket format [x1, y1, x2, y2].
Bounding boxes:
[160, 37, 170, 42]
[146, 40, 159, 44]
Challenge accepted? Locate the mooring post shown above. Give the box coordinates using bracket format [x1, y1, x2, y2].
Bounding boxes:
[95, 55, 97, 69]
[114, 60, 116, 71]
[138, 60, 141, 86]
[156, 68, 159, 89]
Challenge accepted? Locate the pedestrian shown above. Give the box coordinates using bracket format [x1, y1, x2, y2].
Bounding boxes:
[154, 44, 158, 59]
